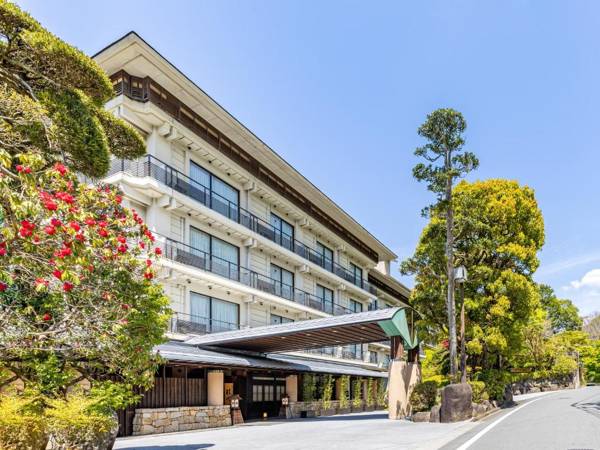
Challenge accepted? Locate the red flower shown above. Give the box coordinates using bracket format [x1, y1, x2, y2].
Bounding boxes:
[87, 265, 94, 272]
[144, 229, 155, 242]
[139, 241, 145, 249]
[35, 278, 49, 287]
[44, 200, 58, 211]
[0, 282, 7, 291]
[99, 229, 108, 238]
[146, 259, 152, 267]
[75, 233, 85, 242]
[56, 247, 72, 258]
[0, 248, 6, 256]
[98, 221, 108, 228]
[117, 236, 126, 243]
[117, 244, 128, 253]
[85, 218, 96, 226]
[69, 221, 80, 231]
[16, 165, 31, 174]
[154, 247, 162, 256]
[115, 195, 122, 204]
[121, 303, 130, 310]
[52, 269, 63, 280]
[21, 220, 35, 230]
[62, 282, 74, 292]
[54, 163, 68, 176]
[44, 225, 56, 235]
[19, 227, 32, 238]
[51, 218, 63, 227]
[144, 271, 153, 280]
[42, 313, 52, 321]
[55, 192, 74, 204]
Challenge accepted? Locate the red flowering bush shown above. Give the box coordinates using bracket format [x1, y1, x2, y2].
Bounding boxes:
[0, 151, 170, 400]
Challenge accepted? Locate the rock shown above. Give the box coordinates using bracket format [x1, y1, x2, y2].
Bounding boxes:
[481, 400, 492, 411]
[430, 405, 441, 422]
[440, 383, 473, 423]
[503, 385, 515, 407]
[529, 387, 540, 393]
[472, 403, 487, 418]
[412, 411, 431, 422]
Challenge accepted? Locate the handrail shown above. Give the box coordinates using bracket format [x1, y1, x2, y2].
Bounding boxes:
[108, 155, 378, 295]
[158, 235, 354, 316]
[169, 312, 239, 335]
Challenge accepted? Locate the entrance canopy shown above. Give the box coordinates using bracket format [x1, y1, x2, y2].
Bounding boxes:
[184, 307, 418, 352]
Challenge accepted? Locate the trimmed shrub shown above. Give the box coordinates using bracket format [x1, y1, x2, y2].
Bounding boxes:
[0, 392, 47, 450]
[474, 370, 511, 401]
[409, 380, 439, 412]
[46, 393, 117, 449]
[376, 378, 387, 407]
[302, 374, 317, 402]
[468, 380, 489, 403]
[366, 378, 375, 407]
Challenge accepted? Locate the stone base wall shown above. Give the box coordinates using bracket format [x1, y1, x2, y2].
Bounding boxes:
[512, 380, 575, 395]
[288, 400, 384, 418]
[132, 406, 231, 435]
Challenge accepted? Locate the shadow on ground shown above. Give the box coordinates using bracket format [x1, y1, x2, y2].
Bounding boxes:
[573, 399, 600, 419]
[123, 445, 214, 450]
[286, 412, 389, 422]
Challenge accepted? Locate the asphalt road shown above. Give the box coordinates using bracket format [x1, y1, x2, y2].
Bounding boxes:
[443, 386, 600, 450]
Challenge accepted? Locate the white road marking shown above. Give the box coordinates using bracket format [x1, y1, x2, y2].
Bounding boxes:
[455, 393, 553, 450]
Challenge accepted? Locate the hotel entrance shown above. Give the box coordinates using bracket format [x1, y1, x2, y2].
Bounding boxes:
[246, 374, 286, 420]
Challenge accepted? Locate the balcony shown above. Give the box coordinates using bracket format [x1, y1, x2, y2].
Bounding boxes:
[169, 312, 239, 335]
[159, 236, 354, 316]
[302, 347, 364, 361]
[108, 155, 377, 295]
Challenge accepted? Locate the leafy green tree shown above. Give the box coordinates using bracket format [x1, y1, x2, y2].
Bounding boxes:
[538, 284, 582, 333]
[0, 0, 145, 178]
[411, 108, 479, 378]
[402, 179, 545, 377]
[0, 0, 169, 420]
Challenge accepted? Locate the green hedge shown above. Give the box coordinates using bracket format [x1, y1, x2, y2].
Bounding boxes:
[409, 380, 439, 412]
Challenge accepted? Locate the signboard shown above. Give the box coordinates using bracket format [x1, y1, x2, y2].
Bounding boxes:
[224, 383, 234, 402]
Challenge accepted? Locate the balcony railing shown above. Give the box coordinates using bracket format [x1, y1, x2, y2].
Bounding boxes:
[341, 349, 364, 360]
[302, 347, 364, 361]
[108, 155, 377, 295]
[159, 236, 354, 316]
[369, 352, 378, 364]
[169, 312, 239, 335]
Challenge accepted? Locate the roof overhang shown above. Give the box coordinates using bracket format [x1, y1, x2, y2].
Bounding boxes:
[184, 307, 418, 352]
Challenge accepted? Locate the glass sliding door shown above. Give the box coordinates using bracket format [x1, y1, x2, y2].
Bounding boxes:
[190, 292, 211, 333]
[190, 291, 239, 333]
[211, 297, 239, 332]
[211, 236, 239, 280]
[189, 160, 239, 221]
[270, 213, 294, 251]
[270, 264, 294, 300]
[350, 262, 363, 288]
[189, 226, 210, 270]
[316, 242, 334, 272]
[316, 284, 334, 313]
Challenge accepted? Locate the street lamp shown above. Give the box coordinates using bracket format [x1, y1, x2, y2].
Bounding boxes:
[454, 266, 468, 383]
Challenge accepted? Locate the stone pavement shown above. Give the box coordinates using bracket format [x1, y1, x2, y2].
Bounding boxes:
[115, 410, 479, 450]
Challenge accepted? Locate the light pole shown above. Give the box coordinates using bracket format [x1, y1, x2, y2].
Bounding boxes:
[454, 266, 468, 383]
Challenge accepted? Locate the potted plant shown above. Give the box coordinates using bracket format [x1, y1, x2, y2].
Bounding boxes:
[351, 378, 364, 412]
[320, 375, 335, 416]
[365, 378, 375, 411]
[338, 376, 350, 414]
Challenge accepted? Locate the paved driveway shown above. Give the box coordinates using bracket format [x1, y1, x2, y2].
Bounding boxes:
[115, 410, 478, 450]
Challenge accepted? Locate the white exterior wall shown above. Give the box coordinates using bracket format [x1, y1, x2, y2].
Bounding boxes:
[102, 85, 404, 373]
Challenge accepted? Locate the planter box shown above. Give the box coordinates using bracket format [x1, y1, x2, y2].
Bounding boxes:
[337, 407, 351, 415]
[364, 405, 375, 412]
[351, 405, 364, 413]
[321, 408, 336, 416]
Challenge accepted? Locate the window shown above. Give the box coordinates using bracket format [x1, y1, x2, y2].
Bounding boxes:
[349, 299, 363, 313]
[345, 343, 363, 360]
[270, 213, 294, 251]
[189, 227, 239, 280]
[270, 264, 294, 300]
[271, 314, 294, 325]
[190, 292, 239, 333]
[189, 160, 239, 221]
[350, 262, 363, 287]
[316, 241, 334, 271]
[316, 284, 334, 312]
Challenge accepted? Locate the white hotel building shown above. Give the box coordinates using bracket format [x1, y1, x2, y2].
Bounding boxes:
[94, 32, 416, 435]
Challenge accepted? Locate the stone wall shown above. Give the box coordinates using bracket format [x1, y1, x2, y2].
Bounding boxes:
[288, 400, 384, 418]
[132, 405, 231, 435]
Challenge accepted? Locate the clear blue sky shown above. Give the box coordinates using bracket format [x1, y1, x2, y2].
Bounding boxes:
[17, 0, 600, 315]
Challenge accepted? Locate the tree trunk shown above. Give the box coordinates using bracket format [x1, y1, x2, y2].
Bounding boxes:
[445, 150, 458, 379]
[459, 283, 467, 383]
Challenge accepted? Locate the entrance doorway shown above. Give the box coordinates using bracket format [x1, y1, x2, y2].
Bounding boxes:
[247, 374, 286, 420]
